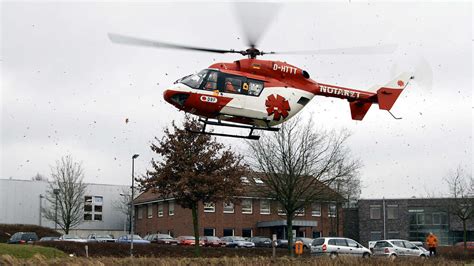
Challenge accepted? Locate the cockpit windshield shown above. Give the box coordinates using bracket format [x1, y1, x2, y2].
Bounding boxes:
[180, 70, 208, 89]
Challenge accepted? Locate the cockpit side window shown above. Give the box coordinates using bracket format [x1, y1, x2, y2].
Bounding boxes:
[247, 80, 264, 96]
[203, 71, 218, 91]
[224, 77, 242, 94]
[180, 70, 208, 89]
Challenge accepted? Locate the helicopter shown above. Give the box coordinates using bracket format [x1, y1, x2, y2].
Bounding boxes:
[109, 25, 413, 140]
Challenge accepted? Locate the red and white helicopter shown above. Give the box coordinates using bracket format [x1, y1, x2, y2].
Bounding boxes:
[109, 29, 413, 140]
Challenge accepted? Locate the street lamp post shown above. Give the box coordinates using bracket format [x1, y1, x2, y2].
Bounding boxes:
[39, 194, 44, 226]
[53, 189, 60, 230]
[130, 154, 139, 258]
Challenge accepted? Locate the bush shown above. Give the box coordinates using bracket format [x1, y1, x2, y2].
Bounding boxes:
[0, 255, 467, 265]
[437, 246, 474, 261]
[37, 242, 291, 258]
[0, 224, 60, 243]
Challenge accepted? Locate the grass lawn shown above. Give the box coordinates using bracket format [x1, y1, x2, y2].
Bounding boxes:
[0, 243, 66, 259]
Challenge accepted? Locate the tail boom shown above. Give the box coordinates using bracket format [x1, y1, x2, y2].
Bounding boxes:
[317, 72, 413, 120]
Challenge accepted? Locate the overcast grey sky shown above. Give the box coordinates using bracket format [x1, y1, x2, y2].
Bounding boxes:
[1, 1, 472, 198]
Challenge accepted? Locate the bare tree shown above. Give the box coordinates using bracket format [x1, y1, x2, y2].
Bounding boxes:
[247, 117, 361, 256]
[113, 188, 132, 233]
[32, 173, 48, 181]
[42, 155, 87, 234]
[444, 167, 473, 250]
[330, 175, 361, 239]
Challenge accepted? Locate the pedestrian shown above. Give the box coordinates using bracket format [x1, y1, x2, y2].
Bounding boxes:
[426, 232, 438, 256]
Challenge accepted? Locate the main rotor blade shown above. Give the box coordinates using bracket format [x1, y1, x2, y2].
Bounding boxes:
[108, 33, 241, 54]
[233, 2, 281, 48]
[275, 44, 398, 55]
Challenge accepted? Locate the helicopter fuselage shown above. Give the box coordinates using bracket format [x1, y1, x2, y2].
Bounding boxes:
[163, 58, 411, 127]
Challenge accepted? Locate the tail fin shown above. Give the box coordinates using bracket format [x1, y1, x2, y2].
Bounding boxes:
[377, 72, 413, 110]
[348, 72, 413, 120]
[350, 101, 372, 120]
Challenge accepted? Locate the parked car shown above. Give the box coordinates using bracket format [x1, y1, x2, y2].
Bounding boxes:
[368, 241, 377, 250]
[275, 239, 288, 248]
[311, 237, 371, 258]
[39, 236, 59, 242]
[295, 237, 313, 250]
[87, 234, 115, 243]
[250, 236, 272, 248]
[410, 241, 424, 247]
[148, 234, 178, 245]
[7, 232, 38, 244]
[455, 241, 474, 249]
[418, 246, 431, 257]
[116, 234, 150, 244]
[372, 239, 427, 259]
[220, 236, 255, 248]
[201, 236, 226, 247]
[177, 236, 204, 246]
[58, 234, 87, 243]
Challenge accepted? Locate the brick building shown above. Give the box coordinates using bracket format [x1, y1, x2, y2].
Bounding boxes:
[133, 182, 344, 239]
[358, 198, 474, 246]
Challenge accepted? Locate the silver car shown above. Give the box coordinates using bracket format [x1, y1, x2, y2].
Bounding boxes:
[372, 239, 428, 259]
[311, 237, 372, 258]
[220, 236, 255, 248]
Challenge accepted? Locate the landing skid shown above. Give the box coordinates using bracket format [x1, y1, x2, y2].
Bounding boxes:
[186, 118, 279, 140]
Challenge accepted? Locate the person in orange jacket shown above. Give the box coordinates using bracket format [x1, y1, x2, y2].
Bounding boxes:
[426, 232, 438, 256]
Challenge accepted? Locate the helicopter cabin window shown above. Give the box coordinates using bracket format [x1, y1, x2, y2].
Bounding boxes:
[203, 71, 218, 91]
[181, 70, 207, 89]
[248, 80, 264, 96]
[224, 77, 242, 94]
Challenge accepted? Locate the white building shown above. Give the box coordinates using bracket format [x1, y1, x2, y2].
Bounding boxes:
[0, 178, 130, 237]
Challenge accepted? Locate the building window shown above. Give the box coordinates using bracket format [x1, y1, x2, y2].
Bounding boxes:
[260, 200, 270, 214]
[387, 231, 399, 239]
[204, 202, 215, 213]
[278, 204, 286, 216]
[328, 203, 337, 217]
[137, 206, 143, 219]
[204, 228, 215, 236]
[223, 228, 234, 236]
[370, 231, 382, 241]
[312, 231, 321, 238]
[158, 203, 164, 217]
[147, 204, 153, 219]
[416, 213, 424, 225]
[312, 203, 321, 217]
[430, 212, 448, 225]
[296, 207, 305, 216]
[84, 196, 103, 221]
[242, 228, 252, 238]
[168, 201, 175, 216]
[223, 202, 234, 213]
[241, 199, 253, 214]
[387, 205, 399, 219]
[370, 205, 381, 219]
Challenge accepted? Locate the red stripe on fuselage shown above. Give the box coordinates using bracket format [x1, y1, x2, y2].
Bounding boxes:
[163, 89, 233, 118]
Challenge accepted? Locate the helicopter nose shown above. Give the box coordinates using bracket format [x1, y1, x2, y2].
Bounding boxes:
[163, 89, 190, 108]
[163, 89, 173, 104]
